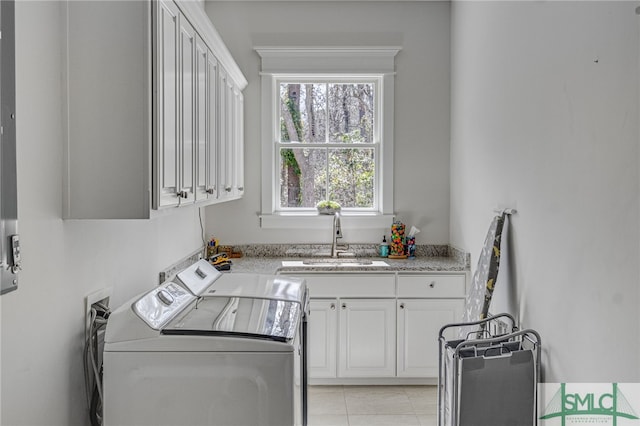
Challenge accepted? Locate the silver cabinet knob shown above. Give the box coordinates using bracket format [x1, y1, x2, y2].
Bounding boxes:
[206, 188, 215, 194]
[330, 303, 336, 310]
[400, 303, 405, 309]
[429, 281, 436, 288]
[341, 303, 346, 309]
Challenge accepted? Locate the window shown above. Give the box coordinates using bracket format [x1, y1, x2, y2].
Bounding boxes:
[278, 78, 379, 211]
[255, 46, 400, 228]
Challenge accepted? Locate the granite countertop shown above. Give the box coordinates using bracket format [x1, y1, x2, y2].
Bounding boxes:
[225, 244, 470, 275]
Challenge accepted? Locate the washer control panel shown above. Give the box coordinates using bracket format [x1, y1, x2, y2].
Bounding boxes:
[133, 281, 195, 330]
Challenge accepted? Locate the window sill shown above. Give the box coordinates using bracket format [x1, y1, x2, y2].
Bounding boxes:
[259, 212, 395, 229]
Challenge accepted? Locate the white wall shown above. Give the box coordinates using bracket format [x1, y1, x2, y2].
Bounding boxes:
[204, 1, 451, 245]
[0, 2, 205, 425]
[450, 1, 639, 382]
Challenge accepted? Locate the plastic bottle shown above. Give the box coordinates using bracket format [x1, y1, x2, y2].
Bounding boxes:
[379, 235, 389, 258]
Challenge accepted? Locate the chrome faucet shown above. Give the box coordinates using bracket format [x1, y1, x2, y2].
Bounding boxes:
[331, 212, 346, 257]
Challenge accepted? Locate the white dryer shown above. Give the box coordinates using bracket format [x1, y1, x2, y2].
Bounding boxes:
[103, 260, 308, 426]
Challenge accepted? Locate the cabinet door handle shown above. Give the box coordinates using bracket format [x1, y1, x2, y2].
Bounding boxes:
[206, 188, 215, 194]
[399, 303, 405, 309]
[238, 186, 244, 191]
[330, 303, 336, 310]
[429, 281, 436, 288]
[225, 187, 232, 192]
[341, 303, 346, 309]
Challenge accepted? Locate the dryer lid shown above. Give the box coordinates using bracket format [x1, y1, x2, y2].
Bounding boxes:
[162, 295, 301, 342]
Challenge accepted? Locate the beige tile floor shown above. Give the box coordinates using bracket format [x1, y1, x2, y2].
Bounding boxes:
[308, 385, 438, 426]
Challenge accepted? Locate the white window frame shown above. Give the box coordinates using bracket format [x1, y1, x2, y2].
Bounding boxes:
[255, 46, 400, 229]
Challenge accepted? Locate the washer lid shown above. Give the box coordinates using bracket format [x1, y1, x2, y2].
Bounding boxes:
[162, 295, 301, 342]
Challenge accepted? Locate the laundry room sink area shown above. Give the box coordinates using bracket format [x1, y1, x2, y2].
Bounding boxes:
[211, 244, 470, 275]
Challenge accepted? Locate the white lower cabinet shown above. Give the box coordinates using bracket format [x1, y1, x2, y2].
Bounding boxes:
[396, 298, 463, 378]
[292, 272, 466, 382]
[308, 298, 397, 379]
[339, 299, 396, 378]
[308, 299, 338, 378]
[396, 274, 466, 379]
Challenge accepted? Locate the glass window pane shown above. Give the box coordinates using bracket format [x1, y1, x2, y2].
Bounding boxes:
[279, 83, 326, 143]
[328, 148, 375, 208]
[280, 147, 327, 208]
[328, 83, 374, 143]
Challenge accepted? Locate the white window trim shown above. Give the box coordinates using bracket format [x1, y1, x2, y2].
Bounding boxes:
[255, 46, 400, 229]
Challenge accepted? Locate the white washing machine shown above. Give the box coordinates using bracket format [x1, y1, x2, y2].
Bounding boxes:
[103, 260, 308, 426]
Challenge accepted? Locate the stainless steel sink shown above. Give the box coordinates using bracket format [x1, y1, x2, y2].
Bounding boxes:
[281, 259, 389, 267]
[309, 251, 357, 258]
[302, 258, 374, 265]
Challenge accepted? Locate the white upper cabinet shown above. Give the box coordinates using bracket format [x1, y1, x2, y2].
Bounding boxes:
[205, 48, 219, 200]
[234, 88, 245, 197]
[194, 35, 209, 202]
[156, 0, 181, 208]
[217, 66, 230, 200]
[155, 0, 246, 209]
[177, 14, 197, 205]
[63, 0, 246, 219]
[216, 65, 243, 201]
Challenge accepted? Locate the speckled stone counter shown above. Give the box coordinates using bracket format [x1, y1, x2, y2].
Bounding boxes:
[225, 244, 470, 275]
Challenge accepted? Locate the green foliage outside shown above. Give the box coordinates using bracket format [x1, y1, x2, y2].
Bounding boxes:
[279, 82, 375, 209]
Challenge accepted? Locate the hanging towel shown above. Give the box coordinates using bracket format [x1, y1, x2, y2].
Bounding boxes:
[459, 213, 506, 339]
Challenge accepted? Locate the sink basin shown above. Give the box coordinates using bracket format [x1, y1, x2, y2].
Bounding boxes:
[281, 259, 389, 267]
[309, 252, 357, 258]
[303, 258, 373, 265]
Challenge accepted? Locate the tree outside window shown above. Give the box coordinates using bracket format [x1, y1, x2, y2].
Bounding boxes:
[278, 81, 377, 210]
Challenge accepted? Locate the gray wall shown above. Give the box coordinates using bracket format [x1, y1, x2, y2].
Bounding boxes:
[204, 1, 452, 244]
[0, 2, 204, 424]
[450, 1, 640, 382]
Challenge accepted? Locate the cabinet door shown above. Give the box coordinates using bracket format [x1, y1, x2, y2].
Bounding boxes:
[205, 49, 218, 199]
[338, 299, 396, 378]
[156, 0, 180, 207]
[217, 66, 231, 199]
[178, 15, 196, 203]
[308, 299, 338, 379]
[234, 88, 244, 196]
[396, 299, 464, 378]
[194, 35, 208, 201]
[224, 76, 236, 196]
